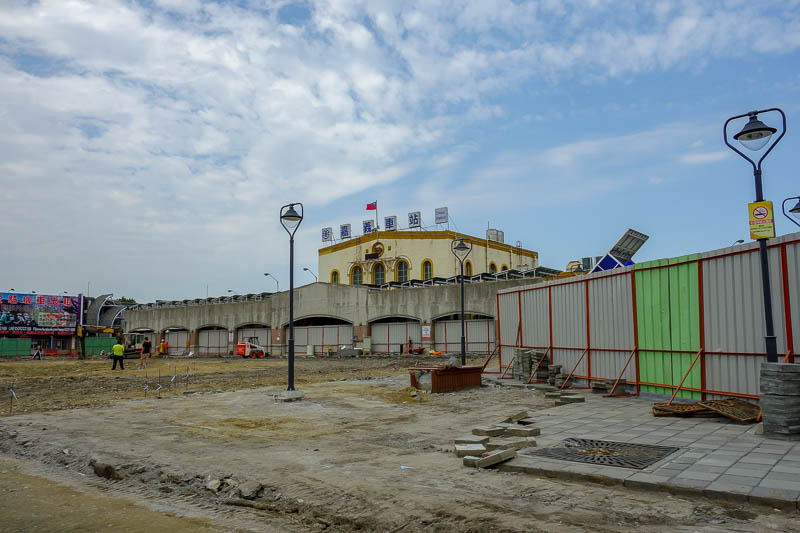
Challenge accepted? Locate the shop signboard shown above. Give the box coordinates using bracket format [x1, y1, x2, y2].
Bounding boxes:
[0, 293, 81, 335]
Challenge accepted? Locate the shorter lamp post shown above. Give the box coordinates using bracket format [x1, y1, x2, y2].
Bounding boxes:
[303, 267, 318, 282]
[724, 108, 786, 363]
[782, 196, 800, 229]
[280, 202, 304, 391]
[264, 272, 279, 292]
[451, 238, 473, 366]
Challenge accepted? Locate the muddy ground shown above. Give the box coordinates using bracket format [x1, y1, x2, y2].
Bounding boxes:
[0, 356, 798, 532]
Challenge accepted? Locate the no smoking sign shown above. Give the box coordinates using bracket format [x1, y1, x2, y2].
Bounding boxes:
[748, 201, 775, 240]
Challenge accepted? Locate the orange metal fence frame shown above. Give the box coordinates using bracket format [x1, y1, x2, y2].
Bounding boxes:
[485, 237, 799, 399]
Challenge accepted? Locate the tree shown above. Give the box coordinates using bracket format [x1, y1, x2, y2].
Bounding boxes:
[118, 297, 137, 304]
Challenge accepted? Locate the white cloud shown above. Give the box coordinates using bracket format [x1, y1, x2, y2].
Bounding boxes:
[0, 0, 797, 300]
[680, 151, 731, 164]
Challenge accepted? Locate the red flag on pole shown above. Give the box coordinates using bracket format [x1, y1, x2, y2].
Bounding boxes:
[366, 201, 377, 210]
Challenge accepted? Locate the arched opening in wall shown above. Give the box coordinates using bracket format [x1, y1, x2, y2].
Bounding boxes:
[395, 259, 410, 283]
[350, 265, 363, 285]
[161, 327, 189, 356]
[330, 270, 340, 284]
[197, 325, 228, 356]
[369, 316, 422, 354]
[288, 316, 353, 356]
[501, 264, 508, 272]
[372, 262, 385, 285]
[464, 260, 473, 277]
[236, 323, 270, 356]
[432, 312, 495, 355]
[422, 259, 433, 280]
[489, 262, 497, 274]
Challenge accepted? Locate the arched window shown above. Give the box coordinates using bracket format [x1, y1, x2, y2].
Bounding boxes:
[331, 270, 339, 284]
[373, 263, 385, 285]
[422, 260, 433, 280]
[351, 266, 363, 285]
[465, 260, 473, 277]
[489, 262, 497, 274]
[501, 264, 508, 272]
[396, 260, 409, 283]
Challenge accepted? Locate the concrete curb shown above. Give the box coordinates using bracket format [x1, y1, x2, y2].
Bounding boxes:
[498, 459, 800, 510]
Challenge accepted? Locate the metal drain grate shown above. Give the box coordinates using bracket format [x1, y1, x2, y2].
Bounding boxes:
[531, 438, 679, 469]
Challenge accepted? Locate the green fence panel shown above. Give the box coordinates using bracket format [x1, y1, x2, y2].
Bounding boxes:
[635, 254, 701, 400]
[85, 337, 116, 356]
[0, 338, 32, 356]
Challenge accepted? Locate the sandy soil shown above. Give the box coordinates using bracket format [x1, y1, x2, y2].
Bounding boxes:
[0, 356, 797, 532]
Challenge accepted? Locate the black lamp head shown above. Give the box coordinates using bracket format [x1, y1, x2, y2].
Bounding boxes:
[733, 114, 777, 151]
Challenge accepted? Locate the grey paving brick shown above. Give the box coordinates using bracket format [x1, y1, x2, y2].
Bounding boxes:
[714, 474, 762, 487]
[757, 477, 800, 491]
[749, 486, 800, 510]
[690, 464, 728, 474]
[703, 483, 751, 502]
[762, 471, 800, 483]
[724, 467, 769, 479]
[680, 452, 707, 459]
[624, 473, 671, 490]
[696, 458, 737, 468]
[676, 470, 720, 482]
[740, 454, 781, 465]
[665, 477, 711, 492]
[653, 468, 688, 478]
[771, 464, 800, 475]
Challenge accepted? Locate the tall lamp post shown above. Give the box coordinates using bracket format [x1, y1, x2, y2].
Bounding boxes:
[724, 108, 786, 363]
[303, 267, 318, 282]
[451, 238, 473, 366]
[280, 203, 304, 391]
[263, 272, 279, 292]
[782, 196, 800, 229]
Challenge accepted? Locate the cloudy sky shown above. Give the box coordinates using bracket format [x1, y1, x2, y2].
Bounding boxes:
[2, 0, 799, 302]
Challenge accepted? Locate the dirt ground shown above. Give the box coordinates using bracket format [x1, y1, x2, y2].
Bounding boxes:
[1, 356, 798, 532]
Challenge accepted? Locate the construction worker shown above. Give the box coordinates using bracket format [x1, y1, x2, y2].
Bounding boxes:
[111, 339, 125, 370]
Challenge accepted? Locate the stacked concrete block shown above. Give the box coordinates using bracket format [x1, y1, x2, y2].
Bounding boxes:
[513, 348, 531, 380]
[760, 363, 800, 441]
[591, 378, 626, 396]
[547, 365, 562, 386]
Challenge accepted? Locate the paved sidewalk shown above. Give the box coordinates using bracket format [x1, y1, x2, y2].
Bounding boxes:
[490, 385, 800, 509]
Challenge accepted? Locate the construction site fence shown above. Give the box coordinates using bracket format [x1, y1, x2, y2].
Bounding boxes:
[491, 232, 800, 401]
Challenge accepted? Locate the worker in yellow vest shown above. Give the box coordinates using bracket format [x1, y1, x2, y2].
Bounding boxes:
[111, 340, 125, 370]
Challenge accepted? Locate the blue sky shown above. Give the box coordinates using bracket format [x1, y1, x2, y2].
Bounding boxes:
[1, 0, 799, 302]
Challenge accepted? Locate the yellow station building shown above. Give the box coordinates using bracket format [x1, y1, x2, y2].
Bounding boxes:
[318, 229, 538, 285]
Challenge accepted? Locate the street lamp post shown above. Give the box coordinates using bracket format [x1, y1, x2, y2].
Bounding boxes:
[451, 238, 473, 367]
[303, 267, 318, 282]
[782, 196, 800, 229]
[263, 273, 279, 292]
[724, 108, 786, 363]
[280, 203, 304, 391]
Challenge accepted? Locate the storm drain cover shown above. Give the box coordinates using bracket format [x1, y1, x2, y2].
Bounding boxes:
[531, 438, 679, 469]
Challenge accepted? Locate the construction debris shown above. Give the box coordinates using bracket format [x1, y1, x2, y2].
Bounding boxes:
[699, 398, 761, 423]
[555, 395, 586, 406]
[458, 411, 541, 468]
[453, 435, 490, 445]
[591, 378, 628, 396]
[652, 398, 760, 423]
[474, 448, 517, 468]
[455, 444, 487, 457]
